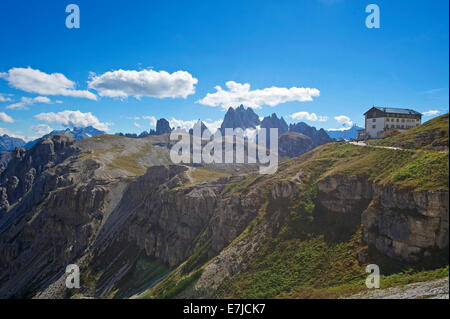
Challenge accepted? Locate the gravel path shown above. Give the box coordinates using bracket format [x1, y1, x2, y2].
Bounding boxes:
[348, 277, 449, 299]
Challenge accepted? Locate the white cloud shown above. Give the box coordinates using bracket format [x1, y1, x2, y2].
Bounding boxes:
[0, 93, 13, 102]
[334, 115, 353, 127]
[30, 124, 53, 135]
[290, 111, 328, 122]
[197, 81, 320, 109]
[0, 112, 14, 123]
[0, 127, 37, 142]
[422, 110, 440, 116]
[169, 118, 223, 133]
[0, 67, 97, 100]
[6, 96, 52, 110]
[327, 127, 352, 132]
[142, 116, 157, 128]
[35, 110, 110, 131]
[169, 118, 197, 131]
[203, 120, 223, 133]
[134, 122, 141, 128]
[88, 69, 198, 99]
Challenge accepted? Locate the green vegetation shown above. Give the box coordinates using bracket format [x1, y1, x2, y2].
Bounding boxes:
[216, 232, 366, 299]
[112, 254, 170, 299]
[141, 134, 449, 299]
[282, 142, 448, 192]
[181, 238, 213, 274]
[148, 269, 203, 299]
[370, 113, 449, 150]
[222, 174, 265, 195]
[188, 167, 230, 185]
[109, 144, 152, 175]
[278, 266, 449, 299]
[211, 141, 448, 298]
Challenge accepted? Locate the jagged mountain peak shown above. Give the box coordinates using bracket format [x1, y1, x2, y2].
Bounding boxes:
[156, 118, 172, 135]
[189, 120, 210, 135]
[220, 105, 261, 132]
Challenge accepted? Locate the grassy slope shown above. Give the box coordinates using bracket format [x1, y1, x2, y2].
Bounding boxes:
[141, 141, 448, 299]
[215, 143, 448, 298]
[129, 116, 450, 299]
[188, 167, 230, 185]
[369, 113, 449, 150]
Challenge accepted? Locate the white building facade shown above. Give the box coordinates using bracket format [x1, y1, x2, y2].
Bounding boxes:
[364, 107, 422, 139]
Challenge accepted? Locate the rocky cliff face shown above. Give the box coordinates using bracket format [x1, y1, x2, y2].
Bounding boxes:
[0, 134, 118, 298]
[316, 175, 449, 261]
[0, 134, 78, 214]
[0, 133, 447, 299]
[177, 172, 448, 299]
[0, 134, 262, 298]
[85, 166, 262, 297]
[0, 151, 11, 170]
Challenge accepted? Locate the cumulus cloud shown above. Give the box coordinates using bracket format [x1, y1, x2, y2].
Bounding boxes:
[0, 127, 37, 142]
[30, 124, 53, 135]
[422, 110, 440, 116]
[88, 69, 198, 99]
[6, 96, 52, 110]
[0, 67, 97, 100]
[327, 127, 353, 132]
[0, 93, 13, 102]
[0, 112, 14, 123]
[197, 81, 320, 109]
[290, 111, 328, 122]
[334, 115, 353, 127]
[35, 110, 110, 131]
[142, 116, 158, 128]
[169, 118, 223, 133]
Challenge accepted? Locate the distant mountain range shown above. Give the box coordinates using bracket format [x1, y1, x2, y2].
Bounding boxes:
[0, 135, 26, 151]
[1, 106, 337, 158]
[24, 126, 106, 148]
[327, 125, 364, 140]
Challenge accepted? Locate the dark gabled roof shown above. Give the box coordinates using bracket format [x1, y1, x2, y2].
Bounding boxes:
[364, 106, 422, 116]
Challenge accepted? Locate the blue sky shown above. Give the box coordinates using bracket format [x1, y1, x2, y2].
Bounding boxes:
[0, 0, 448, 140]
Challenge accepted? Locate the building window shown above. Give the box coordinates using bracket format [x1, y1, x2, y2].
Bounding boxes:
[396, 119, 399, 122]
[401, 119, 405, 123]
[391, 125, 395, 128]
[372, 119, 376, 123]
[372, 125, 376, 129]
[386, 118, 389, 122]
